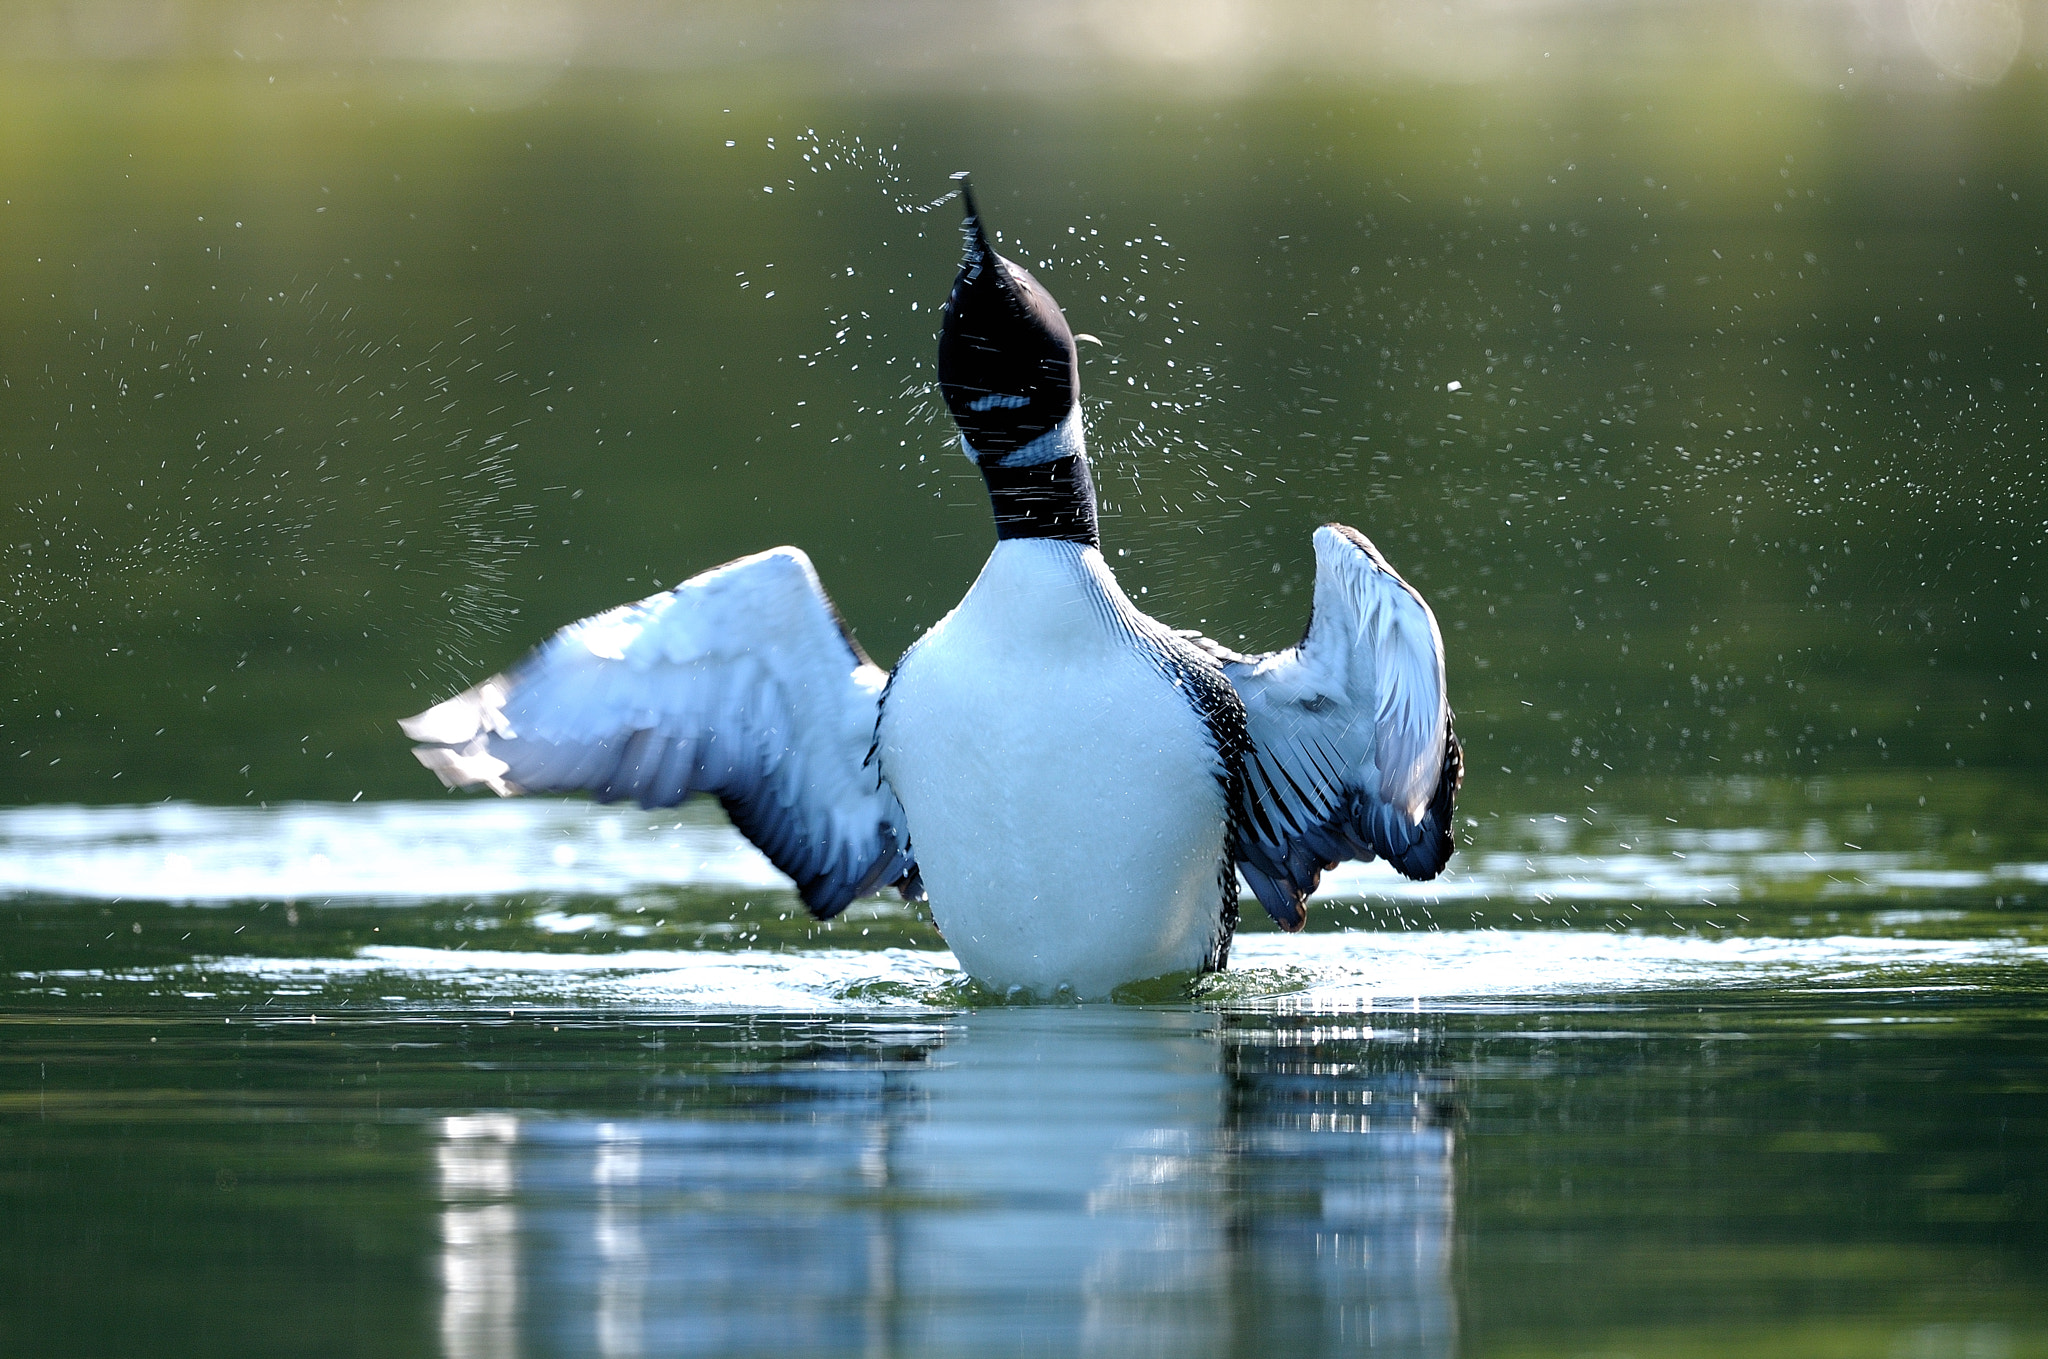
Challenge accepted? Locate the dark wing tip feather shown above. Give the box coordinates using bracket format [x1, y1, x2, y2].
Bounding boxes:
[894, 864, 928, 905]
[1381, 723, 1463, 881]
[1240, 862, 1309, 932]
[721, 787, 916, 921]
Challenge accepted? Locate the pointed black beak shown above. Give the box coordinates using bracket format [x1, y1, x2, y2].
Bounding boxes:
[953, 173, 998, 287]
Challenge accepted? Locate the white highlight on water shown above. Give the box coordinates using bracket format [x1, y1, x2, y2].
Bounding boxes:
[3, 800, 2042, 909]
[13, 800, 2041, 1011]
[0, 801, 786, 903]
[62, 930, 2037, 1015]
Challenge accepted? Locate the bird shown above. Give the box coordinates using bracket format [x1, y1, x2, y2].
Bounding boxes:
[401, 178, 1463, 999]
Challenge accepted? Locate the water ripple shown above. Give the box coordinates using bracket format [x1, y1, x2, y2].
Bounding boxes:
[26, 930, 2041, 1015]
[3, 801, 2039, 911]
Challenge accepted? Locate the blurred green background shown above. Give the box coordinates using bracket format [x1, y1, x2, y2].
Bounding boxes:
[3, 0, 2044, 858]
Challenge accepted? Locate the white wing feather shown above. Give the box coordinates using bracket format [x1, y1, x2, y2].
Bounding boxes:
[1221, 524, 1461, 929]
[399, 546, 915, 919]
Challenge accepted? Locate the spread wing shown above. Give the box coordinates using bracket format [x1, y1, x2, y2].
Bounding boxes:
[399, 546, 916, 920]
[1210, 524, 1463, 931]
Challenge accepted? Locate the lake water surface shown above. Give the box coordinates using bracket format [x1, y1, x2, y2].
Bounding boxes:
[5, 5, 2047, 1355]
[6, 800, 2045, 1357]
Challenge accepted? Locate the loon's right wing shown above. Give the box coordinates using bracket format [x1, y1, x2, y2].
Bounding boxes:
[1207, 525, 1463, 931]
[400, 546, 916, 920]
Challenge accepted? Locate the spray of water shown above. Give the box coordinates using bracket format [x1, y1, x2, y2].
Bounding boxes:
[2, 282, 538, 695]
[723, 129, 1264, 537]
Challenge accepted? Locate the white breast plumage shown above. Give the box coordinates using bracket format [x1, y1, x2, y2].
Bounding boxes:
[876, 539, 1231, 997]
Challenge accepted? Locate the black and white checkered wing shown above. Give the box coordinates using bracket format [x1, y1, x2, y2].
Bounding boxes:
[1220, 525, 1462, 930]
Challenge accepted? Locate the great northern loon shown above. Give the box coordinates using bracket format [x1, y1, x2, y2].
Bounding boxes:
[402, 181, 1462, 998]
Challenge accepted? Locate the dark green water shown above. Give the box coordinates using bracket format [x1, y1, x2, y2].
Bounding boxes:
[4, 8, 2048, 1355]
[6, 976, 2046, 1359]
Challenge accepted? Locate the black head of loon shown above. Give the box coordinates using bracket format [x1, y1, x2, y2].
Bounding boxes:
[937, 175, 1099, 547]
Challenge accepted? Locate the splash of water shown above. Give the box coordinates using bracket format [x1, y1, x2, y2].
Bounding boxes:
[2, 287, 537, 690]
[726, 129, 1255, 535]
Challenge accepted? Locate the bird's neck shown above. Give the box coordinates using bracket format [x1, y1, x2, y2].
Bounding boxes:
[980, 453, 1100, 547]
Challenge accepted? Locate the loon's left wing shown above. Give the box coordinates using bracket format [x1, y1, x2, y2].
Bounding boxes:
[1201, 524, 1463, 931]
[399, 546, 916, 920]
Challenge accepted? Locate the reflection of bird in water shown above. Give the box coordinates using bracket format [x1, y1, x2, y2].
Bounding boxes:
[402, 177, 1462, 998]
[433, 1011, 1458, 1357]
[1217, 1012, 1460, 1354]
